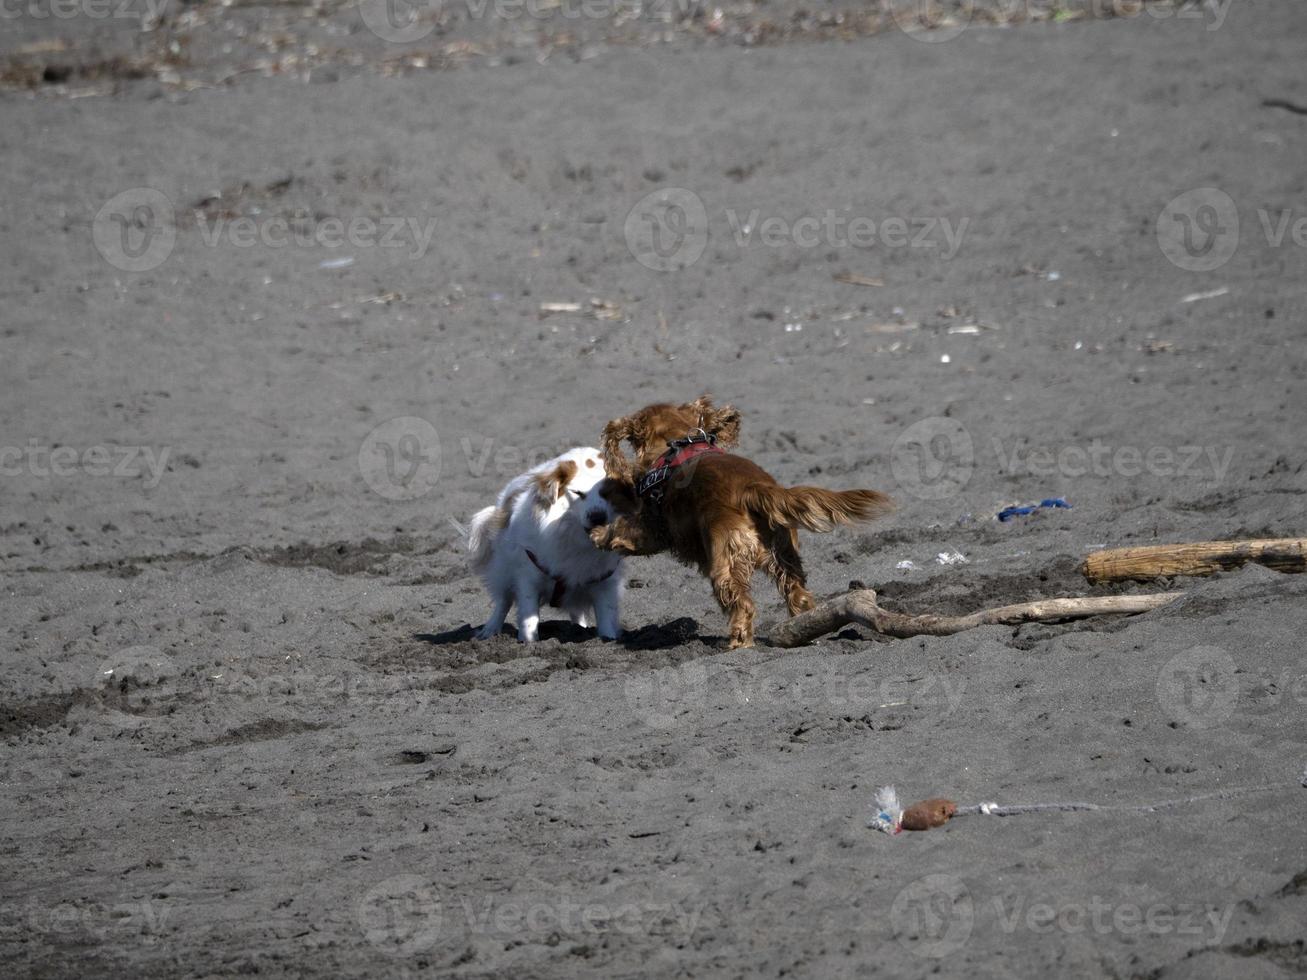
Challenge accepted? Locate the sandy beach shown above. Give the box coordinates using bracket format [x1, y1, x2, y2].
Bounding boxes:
[2, 0, 1307, 975]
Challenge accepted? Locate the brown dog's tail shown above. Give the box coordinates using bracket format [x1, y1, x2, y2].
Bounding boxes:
[742, 484, 894, 533]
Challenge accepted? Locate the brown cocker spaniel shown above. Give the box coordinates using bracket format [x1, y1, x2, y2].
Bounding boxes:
[591, 395, 893, 648]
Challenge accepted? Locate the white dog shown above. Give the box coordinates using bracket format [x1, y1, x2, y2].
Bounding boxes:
[467, 447, 626, 642]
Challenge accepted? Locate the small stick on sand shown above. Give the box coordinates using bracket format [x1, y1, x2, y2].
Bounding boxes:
[833, 272, 884, 287]
[1083, 538, 1307, 584]
[539, 301, 583, 315]
[764, 589, 1183, 648]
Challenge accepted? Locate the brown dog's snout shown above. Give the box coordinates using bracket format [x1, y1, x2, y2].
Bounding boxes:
[585, 507, 608, 529]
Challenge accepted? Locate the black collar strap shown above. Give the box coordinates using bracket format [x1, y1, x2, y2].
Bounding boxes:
[525, 548, 615, 607]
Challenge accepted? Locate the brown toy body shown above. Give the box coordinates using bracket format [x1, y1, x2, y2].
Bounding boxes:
[900, 798, 957, 831]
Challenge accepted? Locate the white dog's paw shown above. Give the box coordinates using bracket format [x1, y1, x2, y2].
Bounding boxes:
[474, 624, 499, 640]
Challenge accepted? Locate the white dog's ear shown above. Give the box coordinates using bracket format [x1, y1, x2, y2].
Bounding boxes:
[533, 459, 578, 504]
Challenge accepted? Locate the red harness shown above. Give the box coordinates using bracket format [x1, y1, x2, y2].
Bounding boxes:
[525, 548, 615, 607]
[636, 433, 724, 503]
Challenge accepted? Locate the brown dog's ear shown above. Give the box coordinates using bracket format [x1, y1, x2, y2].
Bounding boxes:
[691, 394, 741, 448]
[600, 417, 639, 482]
[533, 459, 577, 504]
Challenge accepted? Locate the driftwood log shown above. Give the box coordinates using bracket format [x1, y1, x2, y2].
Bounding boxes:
[764, 589, 1183, 648]
[1083, 538, 1307, 584]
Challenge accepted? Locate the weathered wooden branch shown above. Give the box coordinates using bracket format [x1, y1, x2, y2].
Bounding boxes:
[763, 535, 1302, 647]
[1083, 538, 1307, 584]
[764, 589, 1184, 648]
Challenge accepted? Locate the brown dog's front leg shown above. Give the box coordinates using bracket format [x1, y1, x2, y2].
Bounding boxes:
[590, 517, 662, 557]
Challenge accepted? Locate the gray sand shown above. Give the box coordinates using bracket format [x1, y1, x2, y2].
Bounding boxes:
[3, 2, 1307, 976]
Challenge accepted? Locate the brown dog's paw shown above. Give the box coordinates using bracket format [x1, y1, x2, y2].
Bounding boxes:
[900, 798, 957, 831]
[788, 591, 817, 615]
[726, 626, 755, 649]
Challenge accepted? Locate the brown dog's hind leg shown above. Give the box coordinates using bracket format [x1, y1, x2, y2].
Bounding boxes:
[766, 527, 817, 617]
[711, 529, 760, 649]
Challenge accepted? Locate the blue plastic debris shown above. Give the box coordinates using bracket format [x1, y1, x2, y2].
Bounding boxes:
[997, 498, 1071, 522]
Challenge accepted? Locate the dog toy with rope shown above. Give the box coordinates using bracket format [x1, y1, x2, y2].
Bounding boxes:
[869, 765, 1307, 834]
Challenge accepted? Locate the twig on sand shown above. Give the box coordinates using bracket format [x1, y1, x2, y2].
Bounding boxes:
[832, 272, 884, 287]
[539, 301, 583, 315]
[763, 589, 1183, 648]
[1262, 97, 1307, 116]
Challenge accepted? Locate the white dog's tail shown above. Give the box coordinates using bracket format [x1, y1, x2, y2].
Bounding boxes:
[467, 505, 510, 572]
